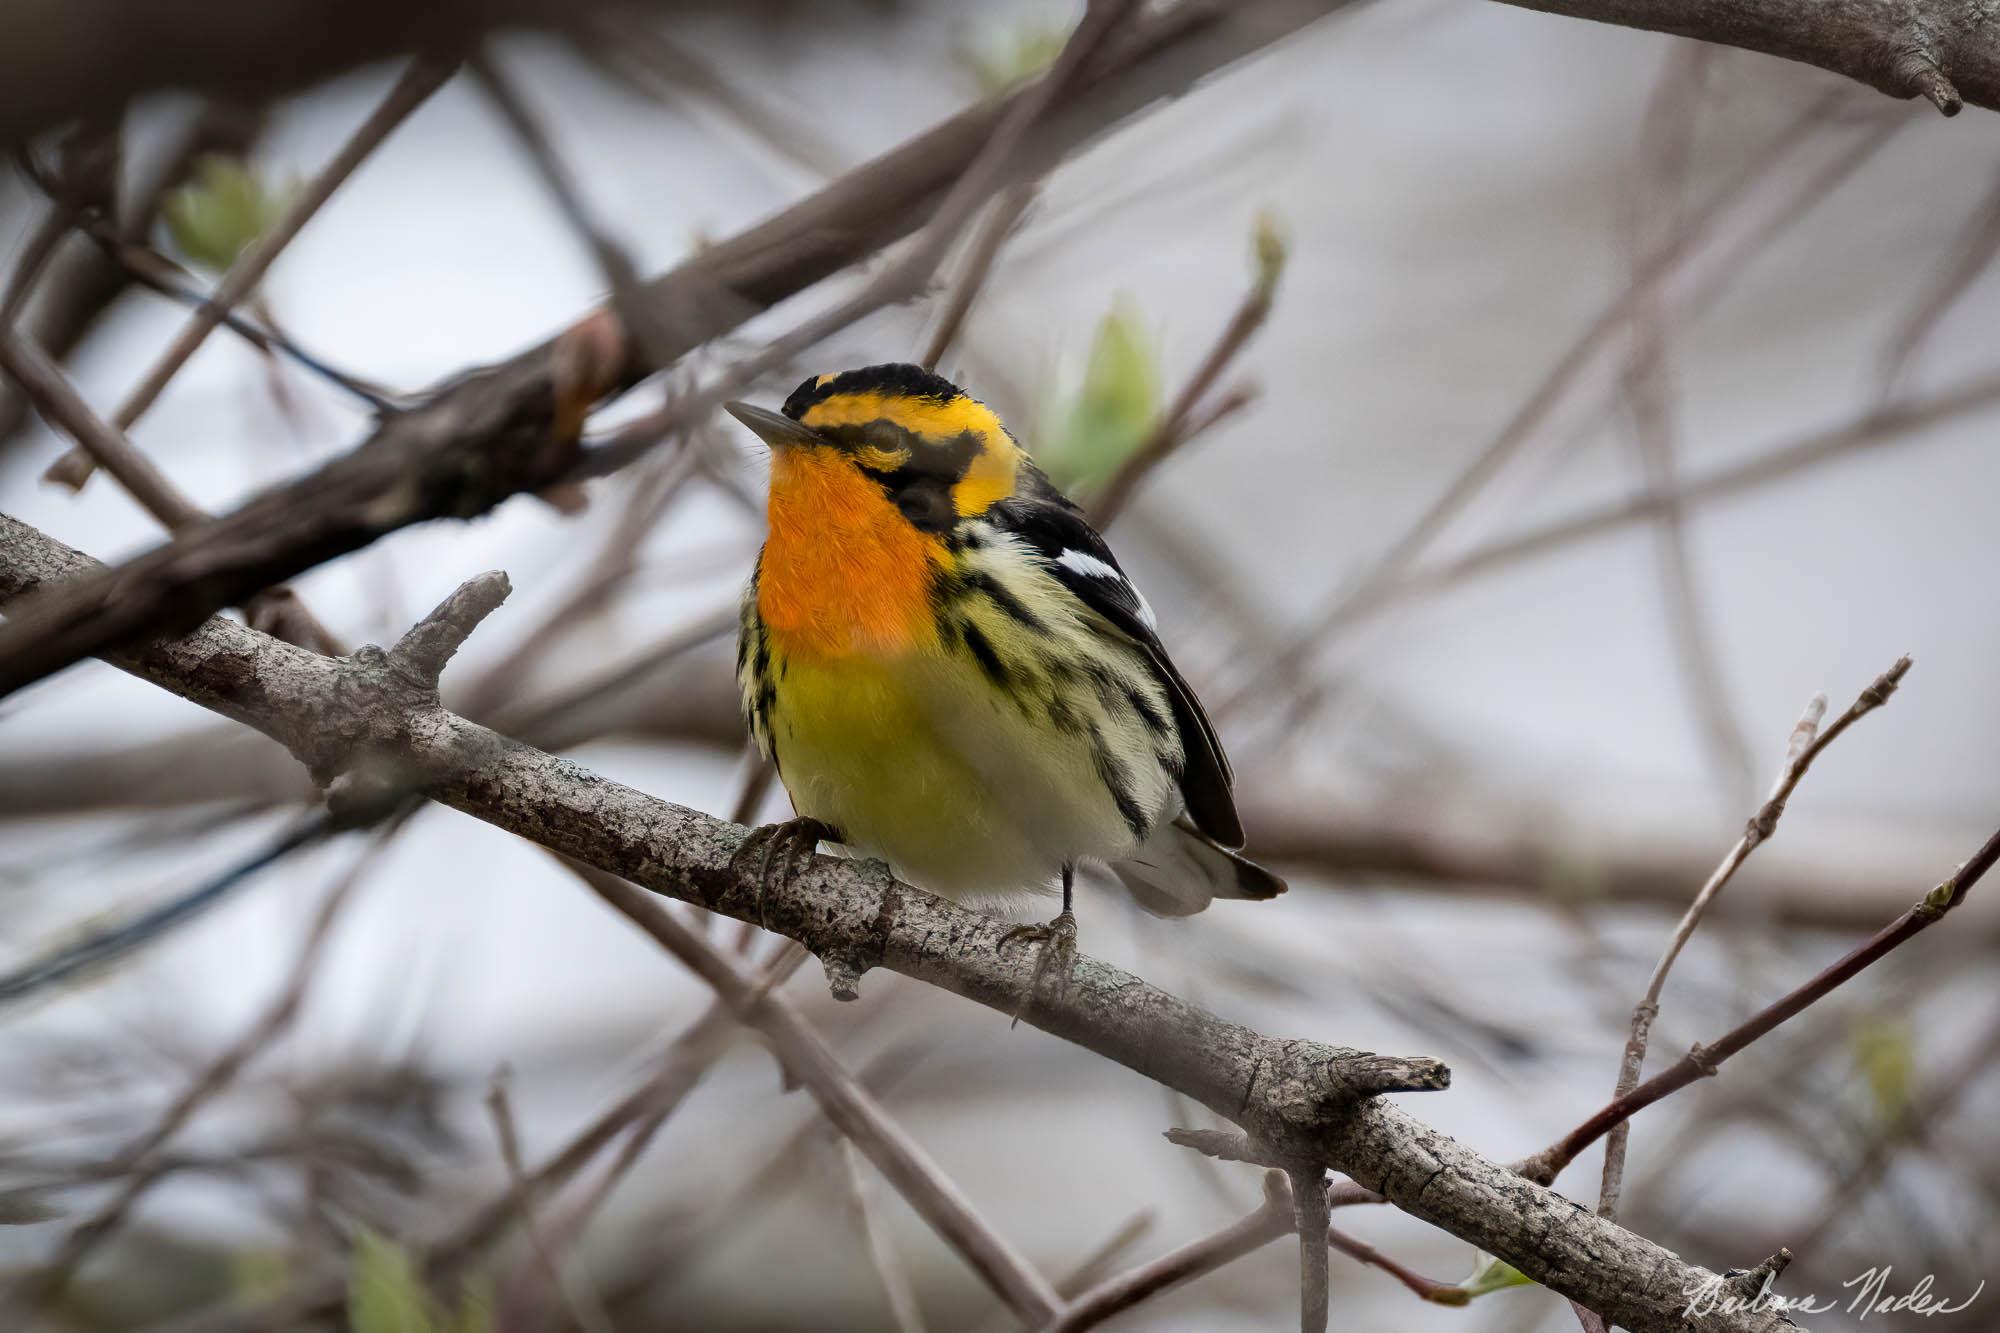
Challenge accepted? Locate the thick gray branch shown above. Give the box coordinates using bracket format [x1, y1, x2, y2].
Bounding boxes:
[0, 513, 1796, 1333]
[1497, 0, 2000, 115]
[4, 0, 1997, 146]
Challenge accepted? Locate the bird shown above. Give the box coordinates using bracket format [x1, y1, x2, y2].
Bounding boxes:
[727, 362, 1283, 995]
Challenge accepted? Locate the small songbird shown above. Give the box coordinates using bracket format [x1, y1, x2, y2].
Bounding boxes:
[728, 364, 1283, 979]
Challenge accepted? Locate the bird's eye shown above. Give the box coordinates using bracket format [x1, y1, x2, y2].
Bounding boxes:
[853, 444, 911, 473]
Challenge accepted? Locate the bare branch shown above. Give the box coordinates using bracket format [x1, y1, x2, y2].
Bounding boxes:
[1300, 364, 2000, 641]
[44, 56, 455, 489]
[0, 328, 206, 529]
[0, 0, 1360, 702]
[486, 1071, 615, 1333]
[29, 833, 384, 1299]
[0, 513, 1824, 1333]
[1493, 0, 1994, 115]
[921, 181, 1040, 372]
[1047, 1173, 1293, 1332]
[1594, 657, 1911, 1220]
[1291, 1168, 1331, 1333]
[566, 862, 1063, 1324]
[1220, 95, 1869, 711]
[1524, 819, 2000, 1186]
[841, 1139, 931, 1333]
[1089, 213, 1284, 525]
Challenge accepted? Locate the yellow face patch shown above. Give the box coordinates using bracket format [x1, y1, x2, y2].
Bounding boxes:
[797, 390, 1021, 517]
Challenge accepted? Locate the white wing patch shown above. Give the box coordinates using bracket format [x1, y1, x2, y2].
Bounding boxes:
[1056, 547, 1158, 631]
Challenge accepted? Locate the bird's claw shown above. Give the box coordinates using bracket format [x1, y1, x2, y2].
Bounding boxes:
[735, 817, 837, 929]
[998, 909, 1078, 1027]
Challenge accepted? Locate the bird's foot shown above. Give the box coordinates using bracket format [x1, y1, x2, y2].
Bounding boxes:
[735, 817, 838, 929]
[997, 909, 1078, 1028]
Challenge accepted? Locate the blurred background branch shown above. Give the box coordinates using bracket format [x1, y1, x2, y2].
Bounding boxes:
[4, 0, 2000, 1329]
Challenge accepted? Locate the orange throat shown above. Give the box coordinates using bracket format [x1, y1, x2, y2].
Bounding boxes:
[758, 447, 945, 659]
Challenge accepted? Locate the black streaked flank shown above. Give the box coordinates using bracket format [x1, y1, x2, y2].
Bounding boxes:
[1124, 684, 1171, 739]
[985, 479, 1245, 848]
[1088, 722, 1152, 842]
[960, 621, 1011, 690]
[957, 568, 1044, 632]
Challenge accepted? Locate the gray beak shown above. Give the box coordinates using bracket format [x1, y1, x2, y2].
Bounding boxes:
[724, 400, 822, 451]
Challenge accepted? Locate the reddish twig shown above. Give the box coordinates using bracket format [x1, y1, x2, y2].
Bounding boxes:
[1326, 1224, 1469, 1306]
[1523, 821, 2000, 1185]
[1045, 1173, 1294, 1331]
[1088, 213, 1284, 525]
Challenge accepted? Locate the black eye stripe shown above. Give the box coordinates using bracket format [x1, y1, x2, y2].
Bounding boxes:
[810, 422, 986, 535]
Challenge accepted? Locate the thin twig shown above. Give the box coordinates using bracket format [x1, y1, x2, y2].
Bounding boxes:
[1218, 92, 1852, 712]
[459, 441, 707, 722]
[2, 265, 343, 650]
[1620, 46, 1754, 805]
[431, 1004, 737, 1275]
[1089, 214, 1284, 525]
[0, 328, 206, 528]
[1291, 1167, 1331, 1333]
[486, 1071, 615, 1333]
[1595, 657, 1911, 1219]
[922, 180, 1039, 371]
[70, 217, 393, 407]
[1045, 1172, 1293, 1332]
[468, 49, 670, 370]
[1326, 1224, 1468, 1306]
[1524, 820, 2000, 1185]
[46, 56, 454, 489]
[582, 14, 848, 182]
[30, 831, 385, 1297]
[1301, 362, 2000, 639]
[0, 814, 334, 1009]
[841, 1138, 931, 1333]
[568, 864, 1064, 1324]
[1879, 168, 2000, 393]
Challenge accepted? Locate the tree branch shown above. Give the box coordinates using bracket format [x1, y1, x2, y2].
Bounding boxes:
[1493, 0, 1995, 115]
[1594, 657, 1910, 1220]
[41, 56, 455, 490]
[0, 0, 1357, 703]
[0, 513, 1816, 1333]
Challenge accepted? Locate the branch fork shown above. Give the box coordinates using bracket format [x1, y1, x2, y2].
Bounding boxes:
[294, 571, 511, 791]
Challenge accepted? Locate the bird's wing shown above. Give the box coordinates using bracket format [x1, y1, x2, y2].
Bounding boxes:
[985, 474, 1244, 847]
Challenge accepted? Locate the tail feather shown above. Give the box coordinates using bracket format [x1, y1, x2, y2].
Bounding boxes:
[1110, 816, 1287, 918]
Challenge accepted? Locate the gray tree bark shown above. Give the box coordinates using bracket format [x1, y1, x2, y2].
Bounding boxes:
[0, 511, 1800, 1333]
